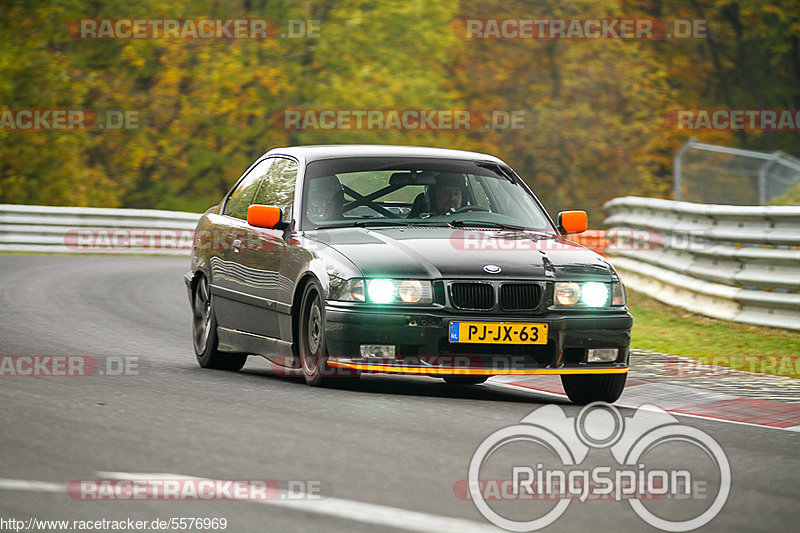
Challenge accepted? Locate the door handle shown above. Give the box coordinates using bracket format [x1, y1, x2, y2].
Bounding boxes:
[232, 238, 242, 252]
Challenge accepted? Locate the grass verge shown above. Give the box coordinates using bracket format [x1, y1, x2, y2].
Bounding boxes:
[626, 289, 800, 378]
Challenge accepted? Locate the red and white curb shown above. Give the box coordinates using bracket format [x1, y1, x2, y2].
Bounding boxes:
[489, 375, 800, 432]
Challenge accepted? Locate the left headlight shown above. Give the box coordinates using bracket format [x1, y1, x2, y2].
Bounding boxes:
[367, 279, 433, 304]
[554, 281, 625, 307]
[329, 277, 365, 302]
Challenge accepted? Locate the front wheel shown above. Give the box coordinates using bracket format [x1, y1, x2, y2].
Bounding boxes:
[561, 373, 627, 404]
[298, 281, 358, 387]
[192, 274, 247, 371]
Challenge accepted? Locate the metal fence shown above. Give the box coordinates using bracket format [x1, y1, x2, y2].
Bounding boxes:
[0, 204, 200, 255]
[604, 196, 800, 331]
[674, 138, 800, 205]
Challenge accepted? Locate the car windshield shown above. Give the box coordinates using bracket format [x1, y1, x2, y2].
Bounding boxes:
[302, 157, 555, 232]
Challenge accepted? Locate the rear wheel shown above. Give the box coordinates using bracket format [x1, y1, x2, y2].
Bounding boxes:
[561, 373, 627, 404]
[192, 274, 247, 371]
[442, 376, 490, 385]
[298, 281, 358, 387]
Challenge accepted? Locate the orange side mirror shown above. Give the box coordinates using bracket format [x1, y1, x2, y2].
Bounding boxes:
[557, 210, 588, 235]
[247, 204, 282, 229]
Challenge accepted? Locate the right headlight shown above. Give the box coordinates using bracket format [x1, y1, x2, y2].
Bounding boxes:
[555, 281, 625, 307]
[611, 281, 626, 306]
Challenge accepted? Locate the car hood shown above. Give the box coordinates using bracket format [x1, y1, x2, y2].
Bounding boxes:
[308, 226, 614, 281]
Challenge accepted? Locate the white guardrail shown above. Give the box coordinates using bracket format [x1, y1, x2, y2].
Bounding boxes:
[0, 204, 200, 256]
[604, 196, 800, 331]
[2, 201, 798, 331]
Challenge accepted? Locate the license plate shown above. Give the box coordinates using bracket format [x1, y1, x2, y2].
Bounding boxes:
[448, 321, 548, 344]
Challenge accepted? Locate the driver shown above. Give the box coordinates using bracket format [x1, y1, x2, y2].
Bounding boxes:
[429, 174, 467, 215]
[307, 175, 344, 222]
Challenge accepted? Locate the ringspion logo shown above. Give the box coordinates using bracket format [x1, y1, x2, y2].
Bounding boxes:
[463, 403, 730, 531]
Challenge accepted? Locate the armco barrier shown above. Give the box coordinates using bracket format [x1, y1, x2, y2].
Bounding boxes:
[0, 204, 200, 255]
[604, 196, 800, 331]
[1, 204, 613, 258]
[3, 201, 798, 332]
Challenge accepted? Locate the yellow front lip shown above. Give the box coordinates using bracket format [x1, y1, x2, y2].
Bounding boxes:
[326, 361, 628, 375]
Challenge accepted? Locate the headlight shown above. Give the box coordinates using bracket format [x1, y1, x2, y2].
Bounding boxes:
[398, 280, 426, 303]
[329, 277, 365, 302]
[581, 282, 609, 307]
[555, 282, 582, 306]
[555, 281, 623, 307]
[367, 279, 396, 303]
[611, 282, 626, 306]
[367, 279, 433, 304]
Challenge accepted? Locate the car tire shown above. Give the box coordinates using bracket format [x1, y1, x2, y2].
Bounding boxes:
[298, 281, 358, 387]
[442, 376, 490, 385]
[560, 373, 627, 404]
[192, 274, 247, 371]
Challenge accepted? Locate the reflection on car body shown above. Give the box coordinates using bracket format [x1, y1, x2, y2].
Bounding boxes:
[186, 145, 632, 403]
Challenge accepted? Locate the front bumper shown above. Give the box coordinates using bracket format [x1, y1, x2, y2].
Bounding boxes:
[324, 304, 632, 376]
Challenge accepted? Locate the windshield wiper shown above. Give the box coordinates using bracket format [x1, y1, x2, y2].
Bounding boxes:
[312, 220, 405, 229]
[448, 220, 527, 231]
[316, 219, 451, 229]
[404, 220, 451, 226]
[353, 220, 411, 227]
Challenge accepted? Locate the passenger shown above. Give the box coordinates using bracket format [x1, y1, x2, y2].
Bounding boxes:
[422, 174, 468, 215]
[307, 176, 344, 222]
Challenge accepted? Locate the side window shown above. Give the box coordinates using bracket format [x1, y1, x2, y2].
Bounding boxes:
[224, 158, 275, 220]
[253, 158, 298, 215]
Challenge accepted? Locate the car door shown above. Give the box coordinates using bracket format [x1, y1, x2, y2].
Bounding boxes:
[212, 157, 275, 333]
[219, 157, 298, 340]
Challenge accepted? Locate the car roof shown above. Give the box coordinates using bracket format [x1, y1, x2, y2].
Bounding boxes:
[263, 144, 507, 165]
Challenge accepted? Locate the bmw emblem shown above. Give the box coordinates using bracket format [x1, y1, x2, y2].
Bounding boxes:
[483, 264, 501, 274]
